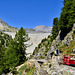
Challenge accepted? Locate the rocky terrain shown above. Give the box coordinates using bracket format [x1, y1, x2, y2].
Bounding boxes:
[28, 23, 75, 75]
[0, 19, 18, 32]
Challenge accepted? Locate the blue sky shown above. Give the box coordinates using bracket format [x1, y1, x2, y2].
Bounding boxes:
[0, 0, 63, 29]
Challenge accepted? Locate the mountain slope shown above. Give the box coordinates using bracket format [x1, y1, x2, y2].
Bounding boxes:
[0, 18, 18, 32]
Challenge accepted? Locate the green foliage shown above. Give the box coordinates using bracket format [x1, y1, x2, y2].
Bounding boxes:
[49, 64, 52, 68]
[59, 40, 75, 54]
[39, 56, 45, 59]
[59, 0, 75, 36]
[0, 31, 12, 74]
[26, 67, 36, 75]
[4, 39, 19, 69]
[19, 65, 36, 75]
[19, 65, 27, 75]
[73, 30, 75, 34]
[25, 68, 30, 72]
[14, 27, 29, 64]
[4, 27, 29, 73]
[41, 38, 47, 43]
[0, 27, 29, 74]
[11, 67, 18, 74]
[51, 17, 59, 40]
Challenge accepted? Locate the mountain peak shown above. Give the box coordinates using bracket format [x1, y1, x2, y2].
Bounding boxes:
[34, 25, 52, 33]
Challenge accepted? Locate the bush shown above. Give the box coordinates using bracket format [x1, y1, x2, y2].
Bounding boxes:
[11, 67, 18, 74]
[25, 68, 30, 72]
[73, 30, 75, 34]
[49, 64, 52, 68]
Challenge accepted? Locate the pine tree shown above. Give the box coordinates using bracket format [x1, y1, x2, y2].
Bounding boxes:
[59, 0, 74, 33]
[58, 0, 74, 39]
[51, 17, 59, 39]
[14, 27, 30, 64]
[4, 27, 30, 73]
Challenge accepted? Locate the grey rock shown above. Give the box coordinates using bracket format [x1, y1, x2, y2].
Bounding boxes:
[72, 23, 75, 30]
[0, 18, 18, 32]
[47, 30, 61, 59]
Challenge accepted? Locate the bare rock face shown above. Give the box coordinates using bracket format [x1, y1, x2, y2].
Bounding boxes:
[47, 30, 61, 59]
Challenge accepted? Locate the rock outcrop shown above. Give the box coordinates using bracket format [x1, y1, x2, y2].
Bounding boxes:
[47, 30, 61, 59]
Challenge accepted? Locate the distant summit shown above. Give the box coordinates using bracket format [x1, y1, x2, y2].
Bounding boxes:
[25, 25, 52, 33]
[0, 18, 18, 32]
[34, 25, 52, 33]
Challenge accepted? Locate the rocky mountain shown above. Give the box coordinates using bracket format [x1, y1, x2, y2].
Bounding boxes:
[0, 18, 18, 32]
[25, 25, 52, 33]
[34, 25, 52, 33]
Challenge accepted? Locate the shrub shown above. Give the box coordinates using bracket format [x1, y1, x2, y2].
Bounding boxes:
[49, 64, 52, 68]
[25, 68, 30, 72]
[73, 30, 75, 34]
[11, 67, 18, 74]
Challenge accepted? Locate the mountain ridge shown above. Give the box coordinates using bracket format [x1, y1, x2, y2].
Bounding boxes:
[0, 19, 52, 33]
[25, 25, 52, 33]
[0, 18, 18, 32]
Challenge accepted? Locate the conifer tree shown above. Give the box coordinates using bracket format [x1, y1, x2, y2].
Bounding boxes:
[14, 27, 30, 64]
[51, 17, 59, 39]
[4, 27, 29, 73]
[59, 0, 74, 34]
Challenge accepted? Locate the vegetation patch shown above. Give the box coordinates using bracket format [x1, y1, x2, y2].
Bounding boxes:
[26, 67, 36, 75]
[59, 40, 75, 54]
[49, 63, 52, 68]
[19, 64, 36, 75]
[19, 65, 27, 75]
